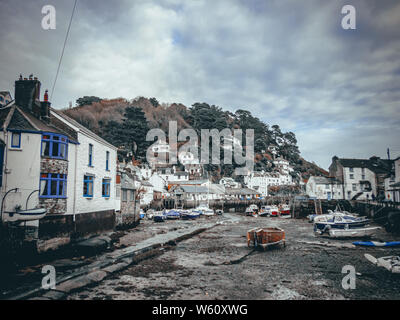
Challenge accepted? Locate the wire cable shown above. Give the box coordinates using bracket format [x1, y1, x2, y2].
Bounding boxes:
[50, 0, 78, 101]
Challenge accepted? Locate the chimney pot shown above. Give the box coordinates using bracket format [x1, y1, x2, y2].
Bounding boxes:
[44, 90, 49, 102]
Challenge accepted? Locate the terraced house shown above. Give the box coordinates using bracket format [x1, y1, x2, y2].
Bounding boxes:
[0, 76, 118, 252]
[329, 155, 394, 201]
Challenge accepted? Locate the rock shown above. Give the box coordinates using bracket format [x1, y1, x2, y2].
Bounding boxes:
[41, 290, 66, 300]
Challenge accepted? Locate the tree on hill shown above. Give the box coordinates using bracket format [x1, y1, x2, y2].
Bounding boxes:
[149, 97, 159, 108]
[76, 96, 102, 107]
[102, 106, 150, 161]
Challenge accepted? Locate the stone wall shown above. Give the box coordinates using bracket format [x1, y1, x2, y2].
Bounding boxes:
[39, 158, 68, 214]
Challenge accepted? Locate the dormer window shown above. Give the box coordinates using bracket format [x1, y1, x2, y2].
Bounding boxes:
[41, 133, 68, 159]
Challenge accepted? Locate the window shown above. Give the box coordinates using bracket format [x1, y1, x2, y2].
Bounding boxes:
[106, 151, 110, 171]
[130, 190, 135, 201]
[349, 174, 354, 179]
[41, 133, 68, 159]
[88, 144, 93, 166]
[40, 173, 67, 198]
[362, 174, 366, 180]
[325, 184, 330, 189]
[83, 175, 94, 197]
[102, 178, 111, 197]
[352, 184, 357, 191]
[349, 168, 354, 172]
[11, 132, 21, 148]
[122, 190, 127, 202]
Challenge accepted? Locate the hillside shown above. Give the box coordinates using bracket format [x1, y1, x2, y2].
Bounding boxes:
[62, 97, 327, 181]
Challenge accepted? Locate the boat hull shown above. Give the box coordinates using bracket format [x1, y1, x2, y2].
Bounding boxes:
[328, 227, 380, 238]
[6, 208, 47, 222]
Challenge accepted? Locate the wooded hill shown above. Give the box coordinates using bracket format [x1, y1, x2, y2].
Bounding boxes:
[62, 96, 328, 182]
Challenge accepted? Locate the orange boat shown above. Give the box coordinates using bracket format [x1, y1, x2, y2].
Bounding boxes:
[247, 227, 285, 250]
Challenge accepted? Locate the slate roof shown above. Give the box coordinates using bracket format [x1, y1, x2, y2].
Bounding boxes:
[225, 187, 260, 195]
[338, 158, 393, 175]
[0, 103, 77, 143]
[311, 176, 341, 185]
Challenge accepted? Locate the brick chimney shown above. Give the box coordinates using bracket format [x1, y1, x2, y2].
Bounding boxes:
[40, 89, 51, 122]
[15, 75, 50, 122]
[15, 75, 41, 113]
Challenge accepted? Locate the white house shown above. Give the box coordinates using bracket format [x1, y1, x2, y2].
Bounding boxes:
[219, 177, 241, 189]
[138, 181, 154, 206]
[306, 176, 343, 200]
[329, 156, 393, 200]
[0, 76, 118, 251]
[385, 157, 400, 202]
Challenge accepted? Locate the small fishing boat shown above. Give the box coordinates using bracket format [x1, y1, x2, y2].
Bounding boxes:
[5, 207, 47, 222]
[181, 210, 200, 220]
[195, 204, 214, 216]
[259, 205, 271, 217]
[270, 205, 279, 217]
[146, 209, 155, 220]
[247, 227, 285, 250]
[314, 213, 370, 236]
[165, 209, 181, 220]
[153, 211, 166, 222]
[245, 204, 258, 216]
[279, 204, 291, 217]
[139, 209, 146, 219]
[365, 254, 400, 274]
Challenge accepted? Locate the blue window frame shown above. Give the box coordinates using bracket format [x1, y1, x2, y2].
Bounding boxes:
[41, 133, 68, 159]
[11, 132, 21, 148]
[83, 175, 94, 197]
[102, 178, 111, 197]
[40, 173, 67, 198]
[89, 144, 93, 166]
[106, 151, 110, 171]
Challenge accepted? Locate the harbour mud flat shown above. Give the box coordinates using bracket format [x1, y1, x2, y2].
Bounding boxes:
[67, 213, 400, 300]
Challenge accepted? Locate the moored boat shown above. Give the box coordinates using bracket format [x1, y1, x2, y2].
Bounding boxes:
[279, 204, 291, 217]
[181, 210, 200, 220]
[270, 205, 279, 217]
[165, 209, 181, 220]
[259, 205, 271, 217]
[245, 204, 258, 216]
[314, 213, 370, 236]
[153, 211, 166, 222]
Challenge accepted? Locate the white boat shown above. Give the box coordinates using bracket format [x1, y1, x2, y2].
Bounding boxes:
[6, 207, 47, 222]
[365, 254, 400, 274]
[146, 209, 155, 220]
[328, 226, 380, 238]
[259, 205, 271, 217]
[245, 204, 258, 216]
[279, 204, 291, 216]
[194, 204, 214, 216]
[270, 205, 279, 217]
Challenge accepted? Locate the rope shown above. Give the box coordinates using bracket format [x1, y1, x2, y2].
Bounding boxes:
[50, 0, 78, 101]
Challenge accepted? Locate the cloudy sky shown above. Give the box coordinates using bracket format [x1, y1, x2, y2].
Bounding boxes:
[0, 0, 399, 169]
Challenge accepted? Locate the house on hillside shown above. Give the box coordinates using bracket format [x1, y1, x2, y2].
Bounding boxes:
[0, 75, 118, 252]
[329, 156, 394, 200]
[305, 176, 342, 200]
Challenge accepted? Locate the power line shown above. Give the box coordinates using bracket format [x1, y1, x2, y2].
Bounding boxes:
[50, 0, 78, 101]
